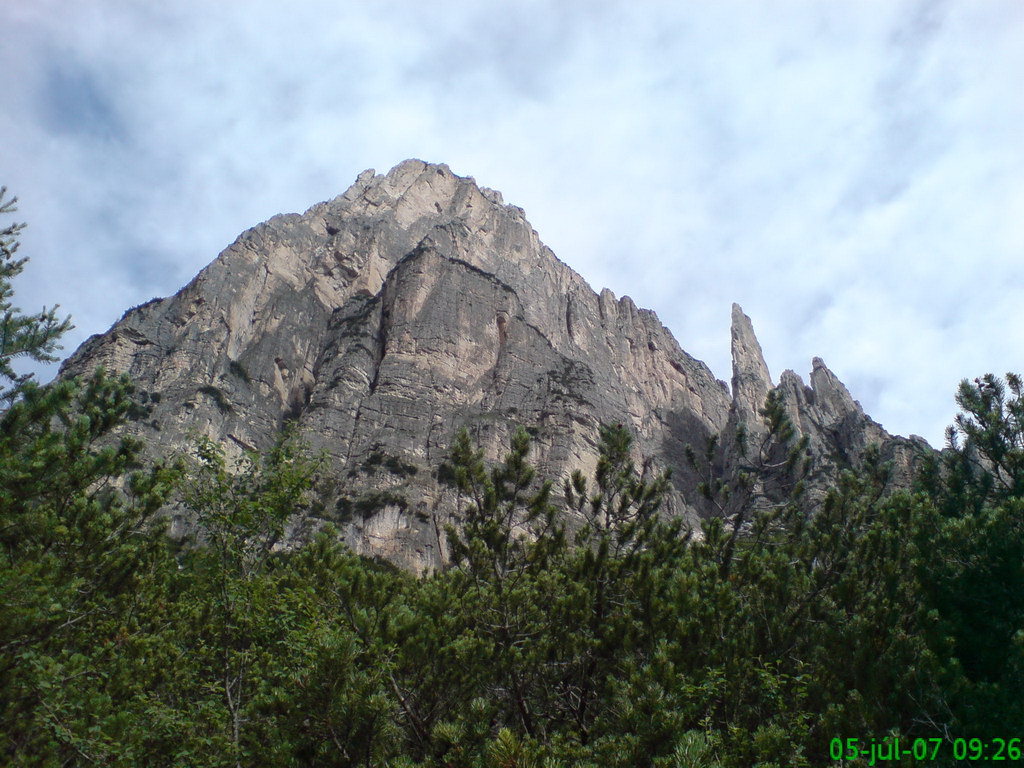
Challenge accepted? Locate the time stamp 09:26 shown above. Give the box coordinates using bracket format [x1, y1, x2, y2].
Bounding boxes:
[831, 737, 1022, 764]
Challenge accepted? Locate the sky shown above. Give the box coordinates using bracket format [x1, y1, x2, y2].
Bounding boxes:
[1, 0, 1021, 446]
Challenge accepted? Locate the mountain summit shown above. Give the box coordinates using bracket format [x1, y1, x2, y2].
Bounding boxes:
[61, 160, 921, 571]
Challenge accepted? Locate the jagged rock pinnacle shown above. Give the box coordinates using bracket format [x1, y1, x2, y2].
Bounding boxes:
[810, 357, 861, 421]
[730, 303, 772, 423]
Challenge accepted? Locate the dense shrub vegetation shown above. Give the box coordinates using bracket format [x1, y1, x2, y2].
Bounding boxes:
[2, 189, 1022, 765]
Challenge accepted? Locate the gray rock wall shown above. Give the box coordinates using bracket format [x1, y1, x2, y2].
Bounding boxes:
[61, 160, 924, 572]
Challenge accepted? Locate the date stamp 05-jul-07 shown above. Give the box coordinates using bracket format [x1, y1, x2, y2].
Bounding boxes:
[830, 737, 1022, 765]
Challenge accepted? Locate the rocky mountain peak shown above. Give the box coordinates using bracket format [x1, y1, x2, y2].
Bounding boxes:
[60, 160, 924, 572]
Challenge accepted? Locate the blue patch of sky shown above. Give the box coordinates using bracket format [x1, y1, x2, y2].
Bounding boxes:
[39, 58, 127, 142]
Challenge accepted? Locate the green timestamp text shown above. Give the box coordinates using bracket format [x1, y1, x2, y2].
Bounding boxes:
[830, 736, 1022, 764]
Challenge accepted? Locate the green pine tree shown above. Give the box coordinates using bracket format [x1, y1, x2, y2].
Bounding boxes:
[0, 187, 72, 402]
[917, 373, 1024, 736]
[0, 188, 179, 763]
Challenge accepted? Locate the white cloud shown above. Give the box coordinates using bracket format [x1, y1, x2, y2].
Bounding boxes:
[1, 0, 1021, 446]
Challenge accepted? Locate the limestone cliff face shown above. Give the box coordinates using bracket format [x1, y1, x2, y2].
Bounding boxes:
[60, 160, 923, 572]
